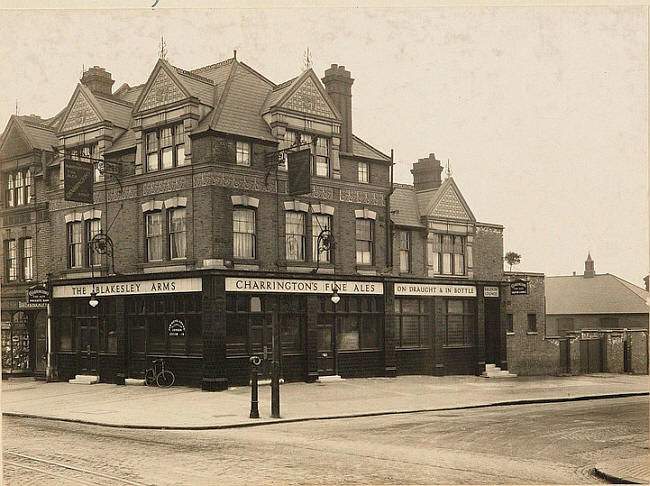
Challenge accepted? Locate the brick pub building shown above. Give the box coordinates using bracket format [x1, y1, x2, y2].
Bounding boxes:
[0, 56, 547, 388]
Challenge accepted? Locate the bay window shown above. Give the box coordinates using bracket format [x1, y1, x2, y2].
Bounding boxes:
[233, 208, 256, 259]
[145, 123, 185, 171]
[428, 234, 466, 276]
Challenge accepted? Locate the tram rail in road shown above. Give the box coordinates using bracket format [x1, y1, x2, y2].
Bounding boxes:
[3, 450, 151, 486]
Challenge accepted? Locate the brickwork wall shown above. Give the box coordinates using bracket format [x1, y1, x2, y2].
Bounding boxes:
[547, 313, 648, 336]
[472, 224, 504, 281]
[630, 331, 649, 374]
[505, 275, 560, 375]
[391, 227, 426, 277]
[339, 156, 390, 186]
[604, 331, 625, 373]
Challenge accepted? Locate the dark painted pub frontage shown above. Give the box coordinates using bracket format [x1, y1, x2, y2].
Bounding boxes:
[50, 271, 506, 390]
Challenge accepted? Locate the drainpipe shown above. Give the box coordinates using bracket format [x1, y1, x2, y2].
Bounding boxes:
[385, 149, 395, 272]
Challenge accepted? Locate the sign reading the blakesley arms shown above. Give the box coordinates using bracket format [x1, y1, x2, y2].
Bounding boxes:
[225, 278, 383, 295]
[394, 283, 477, 297]
[52, 278, 202, 298]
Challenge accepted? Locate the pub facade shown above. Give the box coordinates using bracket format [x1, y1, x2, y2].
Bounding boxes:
[0, 56, 543, 389]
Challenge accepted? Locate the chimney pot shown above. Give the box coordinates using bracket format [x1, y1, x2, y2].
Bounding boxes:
[411, 152, 444, 192]
[81, 66, 114, 96]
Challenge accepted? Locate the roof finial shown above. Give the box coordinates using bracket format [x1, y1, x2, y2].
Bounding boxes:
[15, 99, 18, 115]
[233, 49, 237, 60]
[302, 47, 313, 71]
[159, 35, 168, 60]
[445, 158, 452, 179]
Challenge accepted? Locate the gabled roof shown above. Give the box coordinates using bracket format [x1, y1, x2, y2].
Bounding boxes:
[423, 177, 476, 222]
[262, 68, 341, 121]
[114, 83, 145, 104]
[58, 84, 107, 133]
[195, 60, 276, 141]
[93, 93, 133, 129]
[104, 128, 135, 154]
[133, 59, 216, 114]
[351, 134, 391, 162]
[546, 273, 649, 315]
[390, 184, 425, 228]
[0, 115, 57, 158]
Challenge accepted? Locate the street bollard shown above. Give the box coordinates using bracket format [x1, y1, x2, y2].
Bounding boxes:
[249, 355, 261, 419]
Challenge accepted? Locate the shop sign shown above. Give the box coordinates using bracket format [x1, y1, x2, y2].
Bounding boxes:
[510, 279, 528, 295]
[394, 283, 476, 297]
[483, 286, 499, 298]
[53, 277, 202, 298]
[26, 285, 49, 304]
[287, 149, 312, 196]
[168, 319, 185, 337]
[18, 302, 47, 309]
[225, 277, 383, 295]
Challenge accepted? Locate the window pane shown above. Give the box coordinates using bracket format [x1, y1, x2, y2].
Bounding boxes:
[454, 253, 464, 275]
[148, 317, 165, 353]
[360, 315, 379, 349]
[285, 211, 305, 261]
[87, 219, 101, 266]
[7, 240, 17, 280]
[527, 314, 537, 332]
[233, 209, 255, 259]
[22, 238, 32, 280]
[337, 316, 359, 350]
[161, 147, 173, 169]
[236, 142, 250, 166]
[169, 208, 187, 259]
[401, 315, 420, 347]
[146, 213, 163, 261]
[312, 214, 331, 263]
[356, 219, 373, 265]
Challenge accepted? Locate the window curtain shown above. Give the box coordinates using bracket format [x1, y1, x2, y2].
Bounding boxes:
[285, 211, 305, 261]
[169, 208, 187, 259]
[233, 209, 255, 259]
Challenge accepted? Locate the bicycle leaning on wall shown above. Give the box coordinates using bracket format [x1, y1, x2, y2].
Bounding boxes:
[144, 358, 175, 388]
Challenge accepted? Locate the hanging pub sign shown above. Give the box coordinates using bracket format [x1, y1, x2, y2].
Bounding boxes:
[26, 284, 49, 304]
[510, 279, 528, 295]
[64, 158, 93, 203]
[168, 319, 186, 337]
[287, 149, 312, 196]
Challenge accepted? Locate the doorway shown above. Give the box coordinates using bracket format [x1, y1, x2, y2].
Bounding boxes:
[77, 316, 98, 374]
[484, 300, 501, 364]
[316, 314, 336, 376]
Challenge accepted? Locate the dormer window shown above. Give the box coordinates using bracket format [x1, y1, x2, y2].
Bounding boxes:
[145, 123, 185, 172]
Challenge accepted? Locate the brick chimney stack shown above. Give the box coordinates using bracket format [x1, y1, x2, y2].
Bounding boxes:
[411, 153, 444, 192]
[584, 252, 595, 278]
[322, 64, 354, 154]
[81, 66, 114, 96]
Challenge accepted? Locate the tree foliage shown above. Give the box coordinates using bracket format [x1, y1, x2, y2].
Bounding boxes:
[504, 251, 521, 271]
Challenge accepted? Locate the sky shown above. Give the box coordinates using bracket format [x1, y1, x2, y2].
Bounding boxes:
[0, 5, 647, 285]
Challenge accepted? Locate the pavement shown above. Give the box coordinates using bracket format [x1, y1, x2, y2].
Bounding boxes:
[3, 373, 648, 482]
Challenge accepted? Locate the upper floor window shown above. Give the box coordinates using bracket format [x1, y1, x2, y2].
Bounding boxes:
[312, 213, 332, 263]
[67, 221, 84, 268]
[4, 239, 17, 281]
[5, 168, 32, 208]
[146, 123, 185, 172]
[358, 161, 369, 183]
[233, 208, 256, 259]
[279, 130, 330, 177]
[21, 237, 32, 281]
[236, 141, 251, 166]
[169, 208, 187, 260]
[428, 234, 465, 276]
[527, 314, 537, 333]
[86, 219, 101, 267]
[355, 219, 373, 265]
[399, 231, 411, 273]
[145, 211, 163, 262]
[70, 143, 103, 182]
[285, 211, 306, 261]
[314, 137, 329, 177]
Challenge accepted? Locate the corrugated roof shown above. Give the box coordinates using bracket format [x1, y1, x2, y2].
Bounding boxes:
[351, 135, 391, 162]
[546, 274, 649, 315]
[390, 184, 425, 228]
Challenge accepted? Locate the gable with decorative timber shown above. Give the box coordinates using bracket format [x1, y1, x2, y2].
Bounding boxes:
[140, 68, 186, 111]
[282, 77, 335, 119]
[430, 184, 472, 220]
[61, 91, 101, 131]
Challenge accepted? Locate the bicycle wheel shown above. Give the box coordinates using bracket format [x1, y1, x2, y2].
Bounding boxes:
[144, 369, 156, 386]
[156, 370, 175, 388]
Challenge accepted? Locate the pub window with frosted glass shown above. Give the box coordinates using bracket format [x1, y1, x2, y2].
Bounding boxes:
[225, 295, 305, 357]
[356, 219, 374, 265]
[395, 298, 430, 348]
[233, 208, 256, 259]
[428, 234, 465, 276]
[285, 211, 306, 261]
[443, 299, 475, 346]
[318, 296, 383, 351]
[312, 214, 332, 263]
[126, 294, 202, 356]
[169, 208, 187, 259]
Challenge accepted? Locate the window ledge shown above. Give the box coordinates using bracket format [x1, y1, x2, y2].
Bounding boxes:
[442, 344, 474, 349]
[138, 260, 195, 274]
[527, 332, 538, 335]
[506, 332, 515, 335]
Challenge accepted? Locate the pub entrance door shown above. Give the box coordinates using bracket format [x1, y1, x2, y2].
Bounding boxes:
[77, 316, 99, 374]
[484, 300, 501, 365]
[316, 314, 336, 376]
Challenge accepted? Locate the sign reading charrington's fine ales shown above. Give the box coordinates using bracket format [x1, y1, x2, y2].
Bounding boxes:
[394, 283, 477, 297]
[225, 277, 383, 295]
[510, 279, 528, 295]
